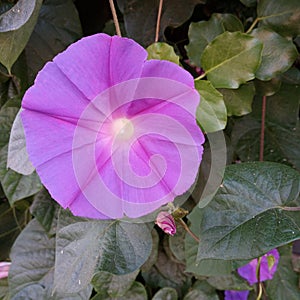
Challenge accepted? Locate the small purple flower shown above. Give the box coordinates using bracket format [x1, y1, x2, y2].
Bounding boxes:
[21, 34, 204, 219]
[225, 249, 280, 300]
[0, 262, 11, 279]
[238, 249, 280, 285]
[225, 290, 249, 300]
[156, 211, 176, 235]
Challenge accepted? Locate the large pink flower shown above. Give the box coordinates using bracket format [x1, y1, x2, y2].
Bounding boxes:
[21, 34, 204, 219]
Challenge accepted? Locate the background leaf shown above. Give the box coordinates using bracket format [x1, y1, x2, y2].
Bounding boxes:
[257, 0, 300, 37]
[0, 201, 27, 261]
[9, 219, 92, 299]
[186, 16, 224, 67]
[152, 287, 178, 300]
[92, 281, 147, 300]
[251, 27, 298, 81]
[54, 210, 152, 294]
[24, 0, 82, 83]
[195, 79, 227, 132]
[183, 281, 219, 300]
[231, 83, 300, 170]
[30, 189, 58, 234]
[7, 110, 34, 175]
[91, 270, 139, 298]
[0, 104, 42, 205]
[265, 246, 300, 299]
[192, 162, 300, 262]
[147, 42, 179, 64]
[116, 0, 203, 46]
[219, 82, 255, 116]
[201, 32, 263, 88]
[0, 0, 42, 73]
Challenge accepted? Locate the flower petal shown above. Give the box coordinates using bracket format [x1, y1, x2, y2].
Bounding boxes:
[224, 290, 249, 300]
[53, 34, 148, 100]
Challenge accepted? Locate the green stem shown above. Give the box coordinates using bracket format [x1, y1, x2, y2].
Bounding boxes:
[259, 96, 267, 161]
[109, 0, 121, 36]
[256, 257, 262, 300]
[178, 218, 200, 243]
[246, 17, 260, 34]
[195, 72, 206, 81]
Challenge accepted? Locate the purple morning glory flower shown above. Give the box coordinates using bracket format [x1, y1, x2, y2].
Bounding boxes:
[225, 290, 249, 300]
[225, 249, 280, 300]
[238, 249, 280, 285]
[21, 34, 204, 219]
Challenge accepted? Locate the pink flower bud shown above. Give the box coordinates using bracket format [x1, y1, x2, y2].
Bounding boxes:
[155, 211, 176, 236]
[0, 262, 11, 279]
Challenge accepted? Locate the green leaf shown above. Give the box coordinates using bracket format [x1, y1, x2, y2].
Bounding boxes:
[147, 42, 179, 64]
[24, 0, 82, 83]
[219, 82, 255, 116]
[186, 17, 224, 67]
[231, 84, 300, 170]
[92, 282, 147, 300]
[254, 77, 281, 96]
[30, 189, 58, 233]
[0, 145, 42, 205]
[0, 202, 26, 261]
[195, 80, 227, 132]
[7, 110, 34, 175]
[152, 287, 178, 300]
[0, 0, 43, 73]
[141, 229, 159, 272]
[183, 281, 219, 300]
[0, 278, 9, 300]
[169, 226, 186, 262]
[213, 13, 244, 32]
[193, 162, 300, 262]
[54, 211, 152, 294]
[0, 104, 42, 204]
[9, 219, 92, 299]
[207, 273, 251, 291]
[185, 214, 239, 276]
[240, 0, 257, 7]
[251, 28, 298, 81]
[281, 67, 300, 85]
[265, 246, 300, 299]
[92, 270, 139, 298]
[142, 243, 191, 297]
[201, 32, 263, 88]
[116, 0, 203, 46]
[257, 0, 300, 37]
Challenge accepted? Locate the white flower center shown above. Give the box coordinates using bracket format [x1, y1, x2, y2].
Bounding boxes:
[113, 118, 134, 140]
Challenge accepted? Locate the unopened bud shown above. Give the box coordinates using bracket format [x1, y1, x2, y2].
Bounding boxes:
[155, 211, 176, 236]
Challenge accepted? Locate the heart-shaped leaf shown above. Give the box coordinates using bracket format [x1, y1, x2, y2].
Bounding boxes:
[191, 162, 300, 263]
[54, 210, 152, 293]
[9, 219, 92, 299]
